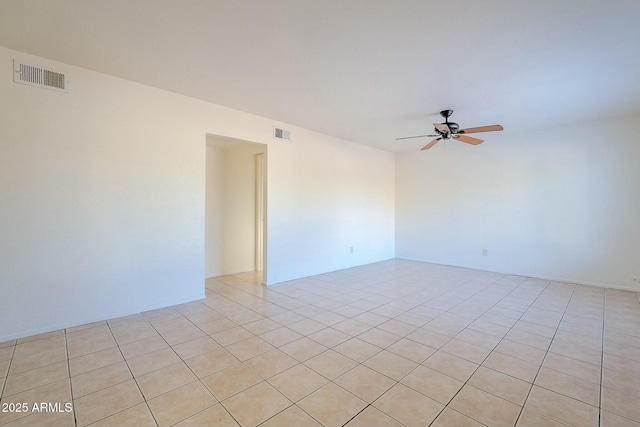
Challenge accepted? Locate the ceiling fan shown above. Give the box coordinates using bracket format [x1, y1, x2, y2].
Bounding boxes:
[396, 109, 503, 150]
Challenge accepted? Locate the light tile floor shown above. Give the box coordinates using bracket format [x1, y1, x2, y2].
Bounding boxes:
[1, 259, 640, 426]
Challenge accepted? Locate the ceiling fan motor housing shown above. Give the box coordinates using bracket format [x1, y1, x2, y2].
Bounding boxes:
[435, 122, 459, 136]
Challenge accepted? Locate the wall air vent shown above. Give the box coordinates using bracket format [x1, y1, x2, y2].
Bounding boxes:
[273, 126, 291, 141]
[13, 60, 69, 93]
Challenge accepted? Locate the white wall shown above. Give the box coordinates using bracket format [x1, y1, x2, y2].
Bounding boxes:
[205, 145, 224, 277]
[396, 113, 640, 291]
[0, 47, 395, 340]
[206, 138, 265, 277]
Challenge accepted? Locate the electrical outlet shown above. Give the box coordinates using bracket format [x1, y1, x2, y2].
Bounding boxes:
[482, 248, 488, 256]
[350, 246, 354, 254]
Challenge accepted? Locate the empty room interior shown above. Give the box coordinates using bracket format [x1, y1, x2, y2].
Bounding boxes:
[1, 1, 640, 426]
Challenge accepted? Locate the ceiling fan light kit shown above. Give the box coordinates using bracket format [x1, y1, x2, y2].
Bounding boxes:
[396, 109, 503, 151]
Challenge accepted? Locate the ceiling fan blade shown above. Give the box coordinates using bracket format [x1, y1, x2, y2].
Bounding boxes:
[454, 134, 484, 145]
[434, 123, 450, 133]
[458, 124, 503, 134]
[395, 134, 438, 140]
[421, 138, 441, 150]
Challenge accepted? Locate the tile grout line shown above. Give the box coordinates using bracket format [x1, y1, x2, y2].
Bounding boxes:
[598, 290, 607, 427]
[63, 329, 78, 427]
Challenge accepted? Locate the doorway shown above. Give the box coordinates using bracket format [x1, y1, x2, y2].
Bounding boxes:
[205, 135, 267, 284]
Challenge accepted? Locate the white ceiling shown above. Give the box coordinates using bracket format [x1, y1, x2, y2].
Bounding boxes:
[2, 0, 639, 151]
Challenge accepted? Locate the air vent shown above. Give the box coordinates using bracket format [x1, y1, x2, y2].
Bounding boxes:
[273, 126, 291, 141]
[14, 60, 69, 93]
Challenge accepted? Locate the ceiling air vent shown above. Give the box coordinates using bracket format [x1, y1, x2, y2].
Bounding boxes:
[273, 126, 291, 141]
[13, 60, 69, 93]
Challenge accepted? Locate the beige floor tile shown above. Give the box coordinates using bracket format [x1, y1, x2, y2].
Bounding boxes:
[304, 349, 358, 380]
[378, 319, 418, 336]
[352, 312, 389, 327]
[469, 365, 531, 406]
[604, 352, 640, 377]
[298, 383, 366, 427]
[450, 384, 521, 427]
[147, 381, 217, 427]
[14, 330, 62, 345]
[467, 319, 511, 338]
[605, 340, 640, 361]
[201, 363, 262, 401]
[243, 318, 281, 335]
[13, 335, 66, 358]
[184, 348, 238, 378]
[362, 349, 417, 381]
[8, 346, 67, 375]
[483, 351, 539, 383]
[137, 362, 198, 400]
[516, 408, 571, 426]
[6, 261, 635, 427]
[307, 327, 351, 348]
[88, 402, 156, 427]
[159, 325, 207, 347]
[3, 360, 69, 397]
[260, 404, 322, 427]
[74, 379, 144, 427]
[268, 310, 307, 326]
[66, 327, 118, 359]
[512, 320, 557, 339]
[71, 360, 132, 398]
[225, 336, 273, 361]
[127, 347, 182, 377]
[373, 383, 443, 427]
[210, 326, 254, 347]
[406, 328, 451, 348]
[600, 410, 640, 427]
[549, 339, 602, 366]
[109, 323, 158, 346]
[401, 365, 463, 405]
[534, 367, 599, 406]
[198, 318, 238, 335]
[601, 386, 640, 422]
[244, 348, 298, 379]
[288, 318, 327, 336]
[524, 385, 598, 427]
[0, 409, 75, 427]
[0, 346, 14, 362]
[332, 337, 380, 363]
[172, 403, 239, 427]
[423, 350, 479, 382]
[311, 311, 349, 326]
[268, 364, 328, 402]
[541, 352, 601, 384]
[603, 368, 640, 397]
[344, 406, 404, 427]
[222, 381, 291, 427]
[259, 327, 304, 347]
[332, 319, 372, 336]
[0, 340, 16, 350]
[505, 329, 553, 350]
[68, 347, 123, 377]
[357, 328, 401, 348]
[431, 407, 486, 427]
[118, 335, 169, 360]
[386, 337, 436, 363]
[279, 337, 327, 362]
[0, 379, 72, 425]
[495, 339, 546, 365]
[441, 338, 492, 364]
[172, 336, 221, 360]
[335, 364, 396, 403]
